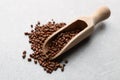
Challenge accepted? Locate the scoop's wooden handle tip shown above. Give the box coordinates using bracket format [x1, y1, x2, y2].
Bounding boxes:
[91, 6, 111, 25]
[98, 6, 111, 19]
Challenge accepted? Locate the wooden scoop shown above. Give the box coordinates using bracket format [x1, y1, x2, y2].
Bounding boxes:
[43, 6, 111, 60]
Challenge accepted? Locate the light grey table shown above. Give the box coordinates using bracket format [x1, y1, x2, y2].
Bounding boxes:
[0, 0, 120, 80]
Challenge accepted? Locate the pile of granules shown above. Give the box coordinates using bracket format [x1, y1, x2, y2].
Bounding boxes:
[22, 20, 82, 73]
[23, 20, 67, 73]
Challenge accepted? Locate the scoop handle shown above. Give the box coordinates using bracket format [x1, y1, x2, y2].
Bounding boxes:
[91, 6, 111, 25]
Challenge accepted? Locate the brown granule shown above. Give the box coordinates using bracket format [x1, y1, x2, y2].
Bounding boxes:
[28, 58, 32, 62]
